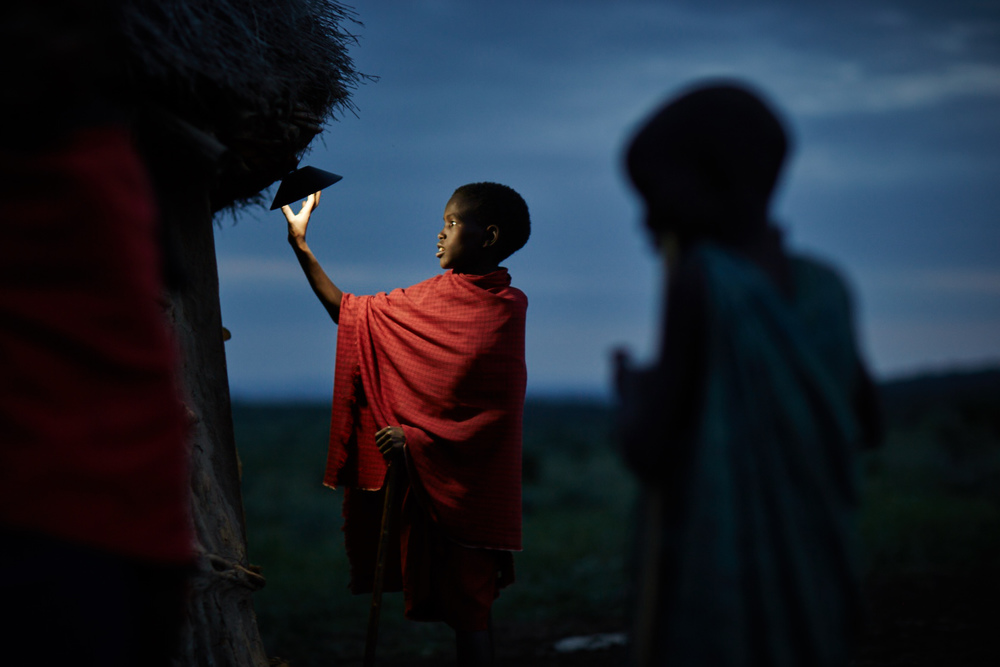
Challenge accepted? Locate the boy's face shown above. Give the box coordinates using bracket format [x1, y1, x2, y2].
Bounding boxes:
[437, 195, 497, 274]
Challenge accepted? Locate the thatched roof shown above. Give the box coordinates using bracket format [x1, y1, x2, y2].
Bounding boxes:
[121, 0, 366, 209]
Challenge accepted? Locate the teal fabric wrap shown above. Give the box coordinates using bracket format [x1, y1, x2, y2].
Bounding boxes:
[639, 243, 864, 667]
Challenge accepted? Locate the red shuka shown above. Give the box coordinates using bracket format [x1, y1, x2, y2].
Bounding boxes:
[0, 126, 192, 564]
[325, 268, 527, 551]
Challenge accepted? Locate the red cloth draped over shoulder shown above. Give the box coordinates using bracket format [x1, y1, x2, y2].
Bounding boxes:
[326, 269, 527, 551]
[0, 126, 192, 564]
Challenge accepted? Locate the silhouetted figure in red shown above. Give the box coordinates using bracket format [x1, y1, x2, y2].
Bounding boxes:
[0, 4, 193, 665]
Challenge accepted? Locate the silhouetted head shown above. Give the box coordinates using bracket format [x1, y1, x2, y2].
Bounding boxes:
[625, 81, 790, 246]
[441, 182, 531, 269]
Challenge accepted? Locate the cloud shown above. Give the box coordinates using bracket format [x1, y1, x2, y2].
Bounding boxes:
[789, 142, 1000, 189]
[217, 254, 428, 294]
[865, 317, 1000, 377]
[855, 265, 1000, 376]
[784, 63, 1000, 116]
[616, 46, 1000, 120]
[580, 5, 1000, 120]
[860, 267, 1000, 296]
[217, 0, 1000, 398]
[342, 2, 1000, 172]
[218, 255, 302, 285]
[222, 321, 337, 399]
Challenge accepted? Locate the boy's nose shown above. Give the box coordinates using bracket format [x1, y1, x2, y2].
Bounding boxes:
[438, 229, 446, 239]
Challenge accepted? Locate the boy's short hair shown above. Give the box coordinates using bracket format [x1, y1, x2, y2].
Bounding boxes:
[452, 182, 530, 261]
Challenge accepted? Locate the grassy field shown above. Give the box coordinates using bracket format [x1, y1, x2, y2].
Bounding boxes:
[234, 400, 634, 665]
[860, 373, 1000, 578]
[233, 369, 1000, 665]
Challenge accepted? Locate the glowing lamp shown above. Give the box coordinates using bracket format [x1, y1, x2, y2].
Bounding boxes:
[269, 166, 343, 210]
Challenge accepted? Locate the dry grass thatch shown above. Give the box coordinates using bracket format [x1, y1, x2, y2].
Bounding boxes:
[121, 0, 368, 208]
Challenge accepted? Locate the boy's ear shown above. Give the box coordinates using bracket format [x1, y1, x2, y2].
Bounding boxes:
[483, 224, 499, 248]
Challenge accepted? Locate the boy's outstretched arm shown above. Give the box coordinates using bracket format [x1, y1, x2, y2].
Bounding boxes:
[283, 191, 344, 324]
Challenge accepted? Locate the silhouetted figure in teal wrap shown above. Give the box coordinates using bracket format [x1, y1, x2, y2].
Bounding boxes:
[614, 81, 883, 667]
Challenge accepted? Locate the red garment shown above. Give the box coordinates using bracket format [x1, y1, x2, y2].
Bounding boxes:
[342, 482, 514, 632]
[0, 126, 192, 564]
[399, 493, 514, 631]
[326, 268, 527, 551]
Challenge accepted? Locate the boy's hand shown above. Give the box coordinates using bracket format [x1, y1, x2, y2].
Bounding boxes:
[376, 426, 406, 460]
[282, 191, 321, 243]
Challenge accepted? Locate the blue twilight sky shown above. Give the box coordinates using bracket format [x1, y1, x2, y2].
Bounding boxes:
[214, 0, 1000, 400]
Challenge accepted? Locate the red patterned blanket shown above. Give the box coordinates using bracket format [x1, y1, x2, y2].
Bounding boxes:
[325, 268, 527, 550]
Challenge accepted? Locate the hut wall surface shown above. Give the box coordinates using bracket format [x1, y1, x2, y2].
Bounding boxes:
[147, 125, 268, 666]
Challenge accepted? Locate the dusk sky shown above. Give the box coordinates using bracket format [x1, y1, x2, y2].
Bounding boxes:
[214, 0, 1000, 400]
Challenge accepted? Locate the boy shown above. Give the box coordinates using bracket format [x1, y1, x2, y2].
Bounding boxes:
[282, 182, 530, 666]
[614, 82, 882, 666]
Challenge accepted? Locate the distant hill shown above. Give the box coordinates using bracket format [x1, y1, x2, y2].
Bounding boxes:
[232, 366, 1000, 435]
[879, 366, 1000, 429]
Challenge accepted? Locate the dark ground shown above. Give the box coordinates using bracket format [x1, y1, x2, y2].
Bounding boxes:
[252, 372, 1000, 666]
[350, 572, 1000, 666]
[852, 572, 1000, 667]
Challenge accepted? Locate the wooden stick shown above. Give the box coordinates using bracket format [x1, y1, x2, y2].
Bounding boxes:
[364, 460, 401, 667]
